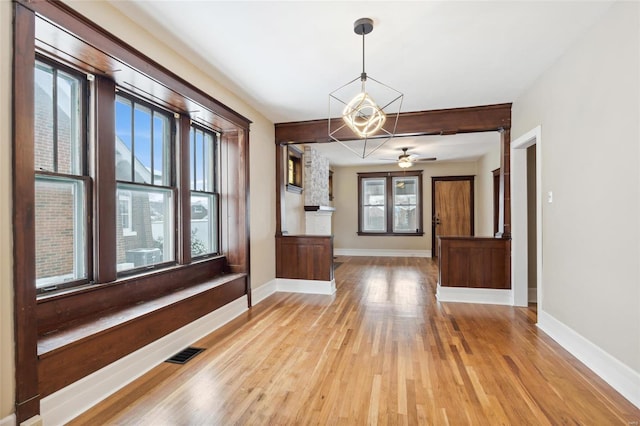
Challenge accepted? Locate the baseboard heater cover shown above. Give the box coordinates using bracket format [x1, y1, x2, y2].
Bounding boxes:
[165, 347, 204, 364]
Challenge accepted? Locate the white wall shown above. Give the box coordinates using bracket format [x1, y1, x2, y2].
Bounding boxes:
[284, 190, 305, 235]
[512, 1, 639, 372]
[1, 0, 14, 419]
[332, 161, 478, 252]
[0, 0, 277, 419]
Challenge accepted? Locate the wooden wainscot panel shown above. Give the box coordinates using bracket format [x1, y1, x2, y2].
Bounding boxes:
[438, 236, 511, 289]
[276, 235, 334, 281]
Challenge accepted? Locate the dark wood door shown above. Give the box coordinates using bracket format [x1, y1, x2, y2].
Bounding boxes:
[432, 176, 474, 256]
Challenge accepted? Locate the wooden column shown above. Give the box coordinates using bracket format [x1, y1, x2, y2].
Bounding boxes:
[496, 128, 511, 238]
[93, 76, 117, 283]
[12, 4, 40, 423]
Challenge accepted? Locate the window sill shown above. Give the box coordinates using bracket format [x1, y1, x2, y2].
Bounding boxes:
[38, 271, 246, 357]
[286, 184, 303, 194]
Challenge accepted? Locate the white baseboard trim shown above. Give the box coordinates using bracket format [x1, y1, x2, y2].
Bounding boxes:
[436, 284, 512, 305]
[251, 279, 277, 305]
[334, 248, 431, 258]
[0, 414, 15, 426]
[537, 310, 640, 409]
[528, 287, 537, 303]
[40, 296, 249, 426]
[276, 278, 336, 295]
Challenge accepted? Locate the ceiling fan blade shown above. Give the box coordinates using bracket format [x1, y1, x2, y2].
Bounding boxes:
[414, 157, 437, 162]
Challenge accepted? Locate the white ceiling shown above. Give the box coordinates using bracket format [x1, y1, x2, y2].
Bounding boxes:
[107, 0, 613, 167]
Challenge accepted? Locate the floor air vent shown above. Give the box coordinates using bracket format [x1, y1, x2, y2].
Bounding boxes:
[165, 347, 204, 364]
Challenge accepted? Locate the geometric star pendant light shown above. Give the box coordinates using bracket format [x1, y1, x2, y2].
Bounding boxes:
[329, 18, 404, 159]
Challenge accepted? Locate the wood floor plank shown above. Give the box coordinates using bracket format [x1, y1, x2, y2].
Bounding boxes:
[69, 257, 640, 425]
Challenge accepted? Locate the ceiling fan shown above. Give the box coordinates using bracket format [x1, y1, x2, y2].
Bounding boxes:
[392, 148, 436, 168]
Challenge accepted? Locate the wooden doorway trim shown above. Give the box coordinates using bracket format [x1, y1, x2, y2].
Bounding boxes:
[431, 176, 475, 256]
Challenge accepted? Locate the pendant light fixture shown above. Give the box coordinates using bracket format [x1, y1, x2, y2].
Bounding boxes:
[329, 18, 403, 159]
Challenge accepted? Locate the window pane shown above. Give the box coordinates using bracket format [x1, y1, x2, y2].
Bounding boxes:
[363, 178, 385, 205]
[394, 178, 417, 205]
[203, 132, 215, 192]
[195, 129, 204, 191]
[153, 114, 169, 186]
[116, 97, 172, 186]
[191, 193, 218, 257]
[190, 126, 217, 192]
[394, 206, 417, 232]
[393, 177, 419, 233]
[56, 70, 83, 175]
[35, 176, 86, 287]
[116, 184, 174, 272]
[362, 178, 386, 232]
[115, 97, 133, 181]
[189, 128, 196, 190]
[34, 62, 83, 175]
[134, 104, 152, 184]
[34, 63, 55, 172]
[363, 206, 386, 232]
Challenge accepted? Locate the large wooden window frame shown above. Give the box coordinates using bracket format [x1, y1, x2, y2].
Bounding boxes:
[357, 171, 424, 236]
[12, 1, 251, 422]
[33, 56, 93, 293]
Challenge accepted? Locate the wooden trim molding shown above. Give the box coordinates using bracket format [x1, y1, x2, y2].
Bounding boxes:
[93, 75, 117, 283]
[12, 4, 40, 423]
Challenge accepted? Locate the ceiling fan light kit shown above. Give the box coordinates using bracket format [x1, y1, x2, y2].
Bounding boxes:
[398, 157, 413, 168]
[328, 17, 403, 159]
[385, 147, 436, 168]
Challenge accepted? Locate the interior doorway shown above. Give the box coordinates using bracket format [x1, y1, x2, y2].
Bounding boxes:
[431, 176, 475, 256]
[511, 126, 542, 312]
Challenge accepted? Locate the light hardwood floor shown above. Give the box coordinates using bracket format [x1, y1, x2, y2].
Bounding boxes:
[70, 257, 640, 425]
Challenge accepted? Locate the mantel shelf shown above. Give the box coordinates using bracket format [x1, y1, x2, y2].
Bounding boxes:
[304, 205, 336, 212]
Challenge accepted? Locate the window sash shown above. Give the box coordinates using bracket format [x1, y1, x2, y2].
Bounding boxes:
[190, 192, 219, 258]
[393, 176, 419, 233]
[189, 125, 217, 192]
[34, 59, 85, 176]
[35, 174, 90, 292]
[362, 178, 387, 232]
[115, 94, 173, 187]
[116, 183, 176, 274]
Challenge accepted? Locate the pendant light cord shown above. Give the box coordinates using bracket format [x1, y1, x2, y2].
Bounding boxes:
[361, 29, 367, 82]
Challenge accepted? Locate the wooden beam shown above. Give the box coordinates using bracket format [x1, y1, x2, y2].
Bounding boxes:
[274, 103, 512, 144]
